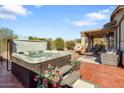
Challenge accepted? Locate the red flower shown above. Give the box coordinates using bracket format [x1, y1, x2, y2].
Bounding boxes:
[43, 78, 48, 84]
[34, 75, 39, 82]
[44, 70, 48, 74]
[48, 64, 51, 67]
[59, 72, 62, 75]
[52, 82, 57, 88]
[53, 77, 60, 83]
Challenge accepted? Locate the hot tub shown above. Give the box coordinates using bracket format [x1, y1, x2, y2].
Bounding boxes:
[12, 50, 71, 87]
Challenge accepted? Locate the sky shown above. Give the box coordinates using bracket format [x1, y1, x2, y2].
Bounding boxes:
[0, 5, 116, 40]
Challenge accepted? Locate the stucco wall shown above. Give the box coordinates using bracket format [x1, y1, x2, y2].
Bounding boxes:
[113, 9, 124, 51]
[117, 27, 120, 50]
[120, 19, 124, 51]
[121, 42, 124, 51]
[114, 29, 116, 49]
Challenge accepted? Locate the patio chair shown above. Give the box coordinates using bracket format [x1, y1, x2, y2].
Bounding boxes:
[100, 51, 120, 66]
[58, 64, 73, 76]
[60, 71, 80, 87]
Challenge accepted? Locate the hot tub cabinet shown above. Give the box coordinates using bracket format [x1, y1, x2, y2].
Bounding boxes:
[12, 62, 37, 88]
[12, 50, 71, 88]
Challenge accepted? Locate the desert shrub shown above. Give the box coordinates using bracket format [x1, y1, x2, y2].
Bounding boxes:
[66, 41, 75, 50]
[54, 38, 64, 50]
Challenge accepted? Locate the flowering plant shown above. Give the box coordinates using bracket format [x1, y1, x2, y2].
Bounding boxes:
[70, 60, 80, 71]
[34, 64, 63, 88]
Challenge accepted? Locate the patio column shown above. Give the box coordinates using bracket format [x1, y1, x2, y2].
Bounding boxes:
[91, 38, 94, 51]
[107, 38, 111, 49]
[7, 38, 13, 71]
[81, 33, 87, 47]
[104, 33, 111, 50]
[88, 36, 92, 52]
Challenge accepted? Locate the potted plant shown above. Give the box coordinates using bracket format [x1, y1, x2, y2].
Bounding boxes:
[71, 60, 80, 71]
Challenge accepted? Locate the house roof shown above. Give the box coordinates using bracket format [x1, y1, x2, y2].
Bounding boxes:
[111, 5, 124, 21]
[103, 6, 124, 30]
[103, 20, 117, 30]
[103, 5, 124, 31]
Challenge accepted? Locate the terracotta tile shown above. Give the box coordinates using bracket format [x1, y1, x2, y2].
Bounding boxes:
[80, 62, 124, 88]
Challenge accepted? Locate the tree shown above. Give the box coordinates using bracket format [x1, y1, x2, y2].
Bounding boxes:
[54, 38, 64, 50]
[28, 36, 33, 40]
[0, 28, 18, 39]
[66, 41, 75, 50]
[0, 28, 12, 38]
[12, 34, 18, 39]
[0, 28, 18, 52]
[47, 39, 53, 50]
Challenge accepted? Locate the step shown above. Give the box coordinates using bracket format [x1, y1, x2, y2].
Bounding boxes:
[60, 71, 80, 86]
[58, 64, 73, 76]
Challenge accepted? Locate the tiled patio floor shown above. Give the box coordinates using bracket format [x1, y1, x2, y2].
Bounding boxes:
[1, 60, 124, 88]
[80, 62, 124, 88]
[0, 61, 24, 88]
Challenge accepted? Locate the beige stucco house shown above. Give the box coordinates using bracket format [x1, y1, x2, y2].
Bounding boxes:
[104, 5, 124, 65]
[104, 5, 124, 52]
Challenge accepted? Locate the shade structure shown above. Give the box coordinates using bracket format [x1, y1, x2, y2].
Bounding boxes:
[81, 29, 114, 38]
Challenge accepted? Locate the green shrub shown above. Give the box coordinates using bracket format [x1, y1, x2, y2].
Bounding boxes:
[54, 38, 64, 50]
[70, 60, 80, 71]
[66, 41, 75, 50]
